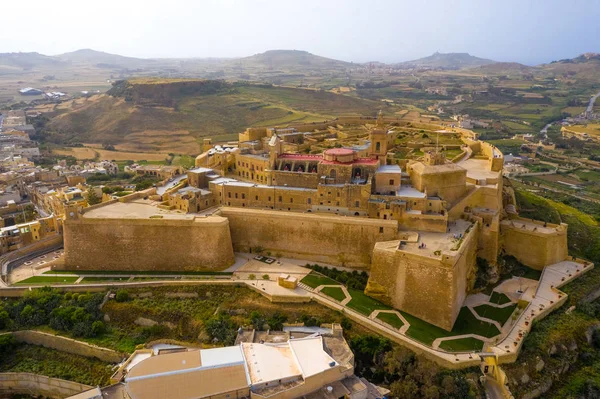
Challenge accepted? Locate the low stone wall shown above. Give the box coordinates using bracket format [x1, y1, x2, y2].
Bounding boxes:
[4, 330, 125, 362]
[0, 372, 92, 398]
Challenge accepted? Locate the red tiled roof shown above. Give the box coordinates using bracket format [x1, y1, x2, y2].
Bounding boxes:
[321, 158, 379, 165]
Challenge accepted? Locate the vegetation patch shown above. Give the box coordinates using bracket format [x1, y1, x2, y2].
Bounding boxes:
[15, 276, 79, 285]
[0, 341, 113, 386]
[473, 304, 517, 326]
[346, 288, 391, 316]
[438, 337, 485, 352]
[376, 312, 404, 329]
[320, 286, 347, 302]
[490, 291, 512, 305]
[300, 272, 341, 288]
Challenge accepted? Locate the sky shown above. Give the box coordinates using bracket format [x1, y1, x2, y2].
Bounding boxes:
[1, 0, 599, 65]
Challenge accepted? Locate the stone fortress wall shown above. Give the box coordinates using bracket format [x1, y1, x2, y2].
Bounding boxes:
[64, 214, 235, 271]
[222, 207, 398, 267]
[500, 217, 568, 270]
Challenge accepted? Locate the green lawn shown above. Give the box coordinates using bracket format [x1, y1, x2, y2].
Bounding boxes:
[300, 272, 341, 288]
[489, 291, 512, 305]
[376, 312, 405, 329]
[346, 288, 391, 316]
[320, 286, 347, 302]
[46, 270, 232, 276]
[81, 277, 130, 282]
[438, 337, 485, 352]
[402, 312, 455, 345]
[473, 304, 517, 326]
[15, 276, 79, 285]
[452, 307, 501, 338]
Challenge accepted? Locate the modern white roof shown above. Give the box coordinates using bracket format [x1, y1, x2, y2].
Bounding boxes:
[242, 342, 301, 384]
[200, 346, 245, 368]
[288, 336, 337, 378]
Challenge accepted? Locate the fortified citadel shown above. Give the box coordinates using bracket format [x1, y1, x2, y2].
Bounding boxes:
[62, 112, 568, 331]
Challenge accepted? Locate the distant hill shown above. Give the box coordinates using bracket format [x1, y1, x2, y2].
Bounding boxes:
[237, 50, 353, 70]
[541, 53, 600, 80]
[45, 79, 379, 153]
[475, 62, 536, 75]
[55, 49, 152, 68]
[0, 52, 65, 69]
[396, 52, 497, 69]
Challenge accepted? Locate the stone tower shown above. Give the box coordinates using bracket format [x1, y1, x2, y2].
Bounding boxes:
[369, 110, 388, 162]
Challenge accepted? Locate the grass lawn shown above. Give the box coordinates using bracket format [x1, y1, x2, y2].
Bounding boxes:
[402, 312, 455, 345]
[489, 291, 512, 305]
[15, 276, 79, 285]
[346, 288, 391, 316]
[474, 304, 517, 326]
[81, 277, 130, 282]
[300, 272, 341, 288]
[376, 312, 405, 329]
[46, 270, 232, 276]
[320, 286, 347, 302]
[438, 337, 485, 352]
[452, 307, 501, 338]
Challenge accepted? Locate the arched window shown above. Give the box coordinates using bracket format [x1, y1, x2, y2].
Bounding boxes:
[329, 169, 336, 179]
[376, 142, 381, 152]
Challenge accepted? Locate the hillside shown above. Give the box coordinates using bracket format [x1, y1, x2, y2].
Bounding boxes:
[475, 62, 536, 75]
[55, 49, 152, 68]
[396, 52, 497, 69]
[0, 52, 65, 70]
[237, 50, 353, 70]
[44, 79, 380, 154]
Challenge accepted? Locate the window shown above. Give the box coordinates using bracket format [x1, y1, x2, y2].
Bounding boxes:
[228, 192, 231, 198]
[379, 227, 384, 233]
[355, 200, 360, 207]
[235, 193, 238, 199]
[255, 195, 259, 200]
[268, 196, 271, 201]
[337, 191, 340, 197]
[307, 198, 312, 204]
[290, 198, 293, 203]
[376, 142, 381, 152]
[242, 194, 245, 199]
[336, 201, 339, 206]
[329, 169, 336, 179]
[278, 196, 282, 202]
[389, 179, 394, 185]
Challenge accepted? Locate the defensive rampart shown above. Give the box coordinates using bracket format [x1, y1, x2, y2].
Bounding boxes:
[64, 215, 235, 271]
[365, 223, 479, 330]
[221, 207, 398, 268]
[500, 218, 568, 269]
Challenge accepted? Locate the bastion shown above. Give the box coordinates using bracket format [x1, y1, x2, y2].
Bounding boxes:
[365, 219, 478, 330]
[63, 199, 235, 271]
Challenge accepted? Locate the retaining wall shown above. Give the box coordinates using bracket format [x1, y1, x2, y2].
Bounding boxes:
[0, 373, 92, 398]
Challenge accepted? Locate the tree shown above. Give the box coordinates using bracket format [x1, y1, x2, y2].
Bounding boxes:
[250, 311, 267, 331]
[205, 313, 235, 344]
[86, 187, 101, 206]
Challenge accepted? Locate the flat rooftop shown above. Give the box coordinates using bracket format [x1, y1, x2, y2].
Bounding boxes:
[399, 219, 472, 257]
[83, 199, 195, 220]
[396, 185, 426, 199]
[460, 159, 499, 181]
[500, 219, 559, 234]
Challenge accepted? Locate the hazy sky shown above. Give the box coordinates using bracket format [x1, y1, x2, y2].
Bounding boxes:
[1, 0, 598, 65]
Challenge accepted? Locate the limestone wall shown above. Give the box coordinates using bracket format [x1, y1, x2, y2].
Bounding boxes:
[64, 216, 235, 271]
[221, 207, 398, 268]
[366, 223, 479, 330]
[0, 373, 92, 398]
[4, 330, 125, 362]
[500, 219, 568, 269]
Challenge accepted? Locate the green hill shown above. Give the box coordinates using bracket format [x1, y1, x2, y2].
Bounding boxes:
[44, 79, 380, 153]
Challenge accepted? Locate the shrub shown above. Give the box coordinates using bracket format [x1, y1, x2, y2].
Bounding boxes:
[115, 290, 129, 303]
[262, 274, 270, 280]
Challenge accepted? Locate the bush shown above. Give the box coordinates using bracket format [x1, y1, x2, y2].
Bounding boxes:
[115, 290, 129, 303]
